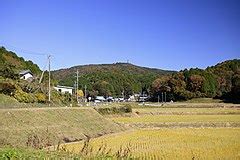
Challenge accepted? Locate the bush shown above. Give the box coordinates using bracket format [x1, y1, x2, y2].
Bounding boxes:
[51, 90, 71, 105]
[121, 104, 132, 113]
[35, 93, 46, 103]
[50, 90, 63, 104]
[18, 80, 38, 93]
[0, 81, 16, 95]
[14, 89, 36, 103]
[95, 104, 132, 115]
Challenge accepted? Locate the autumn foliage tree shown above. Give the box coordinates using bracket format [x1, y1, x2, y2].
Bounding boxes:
[151, 59, 240, 102]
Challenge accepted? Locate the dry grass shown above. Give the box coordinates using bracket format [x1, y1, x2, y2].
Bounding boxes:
[0, 108, 124, 147]
[186, 98, 223, 103]
[0, 94, 20, 108]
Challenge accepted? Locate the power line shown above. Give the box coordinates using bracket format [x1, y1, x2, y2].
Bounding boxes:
[1, 43, 57, 72]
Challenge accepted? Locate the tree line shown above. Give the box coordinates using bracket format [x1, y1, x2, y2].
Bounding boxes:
[151, 59, 240, 102]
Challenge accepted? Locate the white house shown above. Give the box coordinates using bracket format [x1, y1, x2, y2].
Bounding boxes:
[19, 70, 33, 81]
[54, 85, 74, 95]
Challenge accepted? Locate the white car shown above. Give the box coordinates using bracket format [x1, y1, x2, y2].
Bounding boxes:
[94, 100, 101, 103]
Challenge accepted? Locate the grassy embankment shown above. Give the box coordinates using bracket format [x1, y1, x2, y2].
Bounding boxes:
[0, 94, 75, 109]
[0, 107, 124, 148]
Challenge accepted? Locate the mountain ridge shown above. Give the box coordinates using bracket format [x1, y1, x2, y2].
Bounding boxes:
[53, 62, 175, 79]
[52, 63, 175, 96]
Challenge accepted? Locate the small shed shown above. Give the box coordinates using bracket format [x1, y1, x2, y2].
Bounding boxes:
[54, 85, 74, 95]
[19, 70, 33, 81]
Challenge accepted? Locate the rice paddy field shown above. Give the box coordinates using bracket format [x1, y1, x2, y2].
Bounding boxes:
[63, 128, 240, 159]
[111, 115, 240, 123]
[108, 106, 240, 128]
[61, 104, 240, 159]
[132, 107, 240, 115]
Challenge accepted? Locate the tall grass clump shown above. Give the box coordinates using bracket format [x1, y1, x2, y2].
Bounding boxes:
[95, 104, 132, 115]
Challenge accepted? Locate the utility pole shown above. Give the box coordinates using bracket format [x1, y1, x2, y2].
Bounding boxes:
[162, 92, 163, 103]
[165, 92, 167, 103]
[48, 55, 51, 104]
[84, 85, 87, 102]
[76, 69, 79, 103]
[74, 81, 77, 98]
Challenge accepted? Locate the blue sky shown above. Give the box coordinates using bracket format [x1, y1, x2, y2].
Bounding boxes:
[1, 0, 239, 71]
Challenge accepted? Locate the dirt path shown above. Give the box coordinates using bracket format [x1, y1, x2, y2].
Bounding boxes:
[0, 106, 91, 111]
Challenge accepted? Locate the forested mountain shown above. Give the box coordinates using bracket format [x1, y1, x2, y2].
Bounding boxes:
[53, 59, 240, 101]
[53, 63, 175, 97]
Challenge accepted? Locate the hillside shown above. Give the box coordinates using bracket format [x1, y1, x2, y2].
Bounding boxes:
[0, 47, 67, 105]
[151, 59, 240, 102]
[53, 63, 175, 97]
[0, 47, 41, 78]
[54, 63, 174, 78]
[0, 107, 124, 147]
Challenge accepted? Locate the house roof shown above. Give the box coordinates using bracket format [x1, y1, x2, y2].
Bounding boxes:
[55, 85, 74, 89]
[19, 70, 32, 75]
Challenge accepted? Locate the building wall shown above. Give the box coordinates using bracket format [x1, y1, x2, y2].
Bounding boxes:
[54, 87, 73, 95]
[20, 73, 33, 80]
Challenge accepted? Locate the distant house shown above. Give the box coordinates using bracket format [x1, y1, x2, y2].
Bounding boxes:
[54, 85, 74, 95]
[19, 70, 33, 81]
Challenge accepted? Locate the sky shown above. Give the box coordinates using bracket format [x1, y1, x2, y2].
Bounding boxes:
[0, 0, 239, 71]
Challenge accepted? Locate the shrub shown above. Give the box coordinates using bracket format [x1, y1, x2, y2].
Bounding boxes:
[35, 93, 46, 103]
[51, 90, 64, 104]
[14, 89, 36, 103]
[0, 81, 16, 95]
[95, 105, 132, 115]
[63, 93, 72, 103]
[122, 104, 132, 113]
[18, 80, 37, 93]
